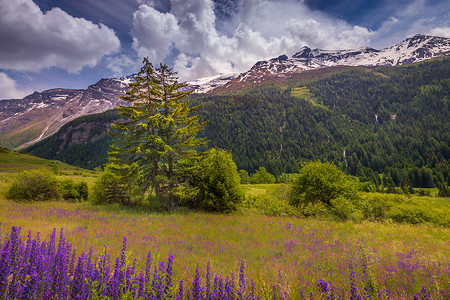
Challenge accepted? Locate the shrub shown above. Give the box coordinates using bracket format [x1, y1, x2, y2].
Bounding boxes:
[290, 161, 360, 220]
[58, 179, 88, 202]
[359, 181, 376, 192]
[191, 148, 244, 213]
[92, 166, 130, 205]
[7, 169, 59, 201]
[251, 167, 276, 184]
[239, 169, 251, 184]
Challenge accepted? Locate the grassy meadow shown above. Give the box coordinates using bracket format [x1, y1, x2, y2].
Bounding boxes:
[0, 151, 449, 299]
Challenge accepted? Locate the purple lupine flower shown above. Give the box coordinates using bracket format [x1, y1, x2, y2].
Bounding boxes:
[206, 260, 211, 299]
[238, 260, 245, 300]
[250, 279, 256, 300]
[150, 264, 160, 298]
[421, 287, 430, 300]
[192, 264, 203, 300]
[349, 263, 361, 300]
[0, 241, 12, 297]
[165, 255, 174, 298]
[137, 271, 145, 297]
[385, 288, 391, 300]
[176, 280, 184, 300]
[145, 251, 152, 293]
[71, 253, 86, 299]
[217, 276, 224, 299]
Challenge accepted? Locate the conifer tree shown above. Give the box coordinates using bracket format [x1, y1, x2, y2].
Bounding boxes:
[108, 58, 207, 209]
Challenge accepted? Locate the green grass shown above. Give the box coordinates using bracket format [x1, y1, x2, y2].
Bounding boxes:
[0, 197, 448, 297]
[290, 86, 327, 109]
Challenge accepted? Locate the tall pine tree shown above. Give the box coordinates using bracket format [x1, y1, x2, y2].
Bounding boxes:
[108, 58, 207, 209]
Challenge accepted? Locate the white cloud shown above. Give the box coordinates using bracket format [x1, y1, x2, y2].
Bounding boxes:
[0, 0, 120, 72]
[131, 0, 374, 81]
[132, 4, 180, 62]
[428, 26, 450, 38]
[0, 73, 30, 100]
[106, 55, 141, 77]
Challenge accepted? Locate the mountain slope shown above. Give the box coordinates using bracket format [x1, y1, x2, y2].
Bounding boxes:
[24, 57, 450, 188]
[0, 77, 131, 149]
[25, 110, 122, 170]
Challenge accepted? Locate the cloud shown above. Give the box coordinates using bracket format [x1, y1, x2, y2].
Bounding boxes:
[0, 0, 120, 72]
[106, 54, 141, 77]
[0, 73, 30, 100]
[132, 4, 180, 63]
[428, 26, 450, 38]
[131, 0, 374, 81]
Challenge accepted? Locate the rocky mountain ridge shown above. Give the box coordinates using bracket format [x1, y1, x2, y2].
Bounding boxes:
[215, 34, 450, 92]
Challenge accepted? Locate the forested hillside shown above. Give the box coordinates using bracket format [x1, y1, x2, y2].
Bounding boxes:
[25, 110, 121, 170]
[25, 57, 449, 187]
[194, 57, 449, 187]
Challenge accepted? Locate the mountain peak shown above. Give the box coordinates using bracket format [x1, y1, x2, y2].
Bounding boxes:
[293, 46, 312, 59]
[216, 34, 450, 92]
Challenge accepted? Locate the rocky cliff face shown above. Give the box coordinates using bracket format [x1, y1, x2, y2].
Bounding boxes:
[0, 77, 132, 149]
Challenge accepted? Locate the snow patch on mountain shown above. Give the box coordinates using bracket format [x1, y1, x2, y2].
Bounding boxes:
[187, 73, 240, 93]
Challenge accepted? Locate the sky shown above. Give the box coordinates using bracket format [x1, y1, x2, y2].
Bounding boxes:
[0, 0, 449, 99]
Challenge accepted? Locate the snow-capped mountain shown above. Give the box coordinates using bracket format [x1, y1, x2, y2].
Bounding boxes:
[0, 77, 133, 149]
[218, 34, 450, 92]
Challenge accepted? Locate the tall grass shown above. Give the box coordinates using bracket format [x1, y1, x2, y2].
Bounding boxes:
[0, 198, 448, 298]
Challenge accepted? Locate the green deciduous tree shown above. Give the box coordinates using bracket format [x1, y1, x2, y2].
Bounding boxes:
[107, 58, 207, 209]
[290, 161, 360, 219]
[239, 169, 250, 184]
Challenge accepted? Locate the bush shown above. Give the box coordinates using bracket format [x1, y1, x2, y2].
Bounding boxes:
[58, 179, 88, 202]
[361, 193, 450, 226]
[191, 148, 244, 213]
[7, 169, 59, 201]
[92, 166, 130, 205]
[290, 161, 360, 220]
[239, 170, 251, 184]
[251, 167, 276, 184]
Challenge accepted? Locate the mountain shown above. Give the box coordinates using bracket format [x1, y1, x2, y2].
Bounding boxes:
[214, 34, 450, 92]
[24, 57, 450, 189]
[0, 77, 132, 149]
[25, 110, 122, 170]
[1, 34, 449, 150]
